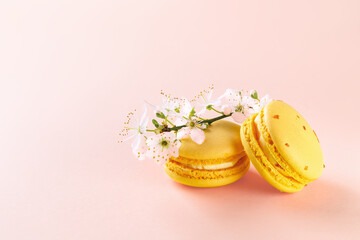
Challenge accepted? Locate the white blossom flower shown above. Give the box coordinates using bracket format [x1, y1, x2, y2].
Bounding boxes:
[219, 89, 255, 111]
[219, 89, 242, 110]
[120, 104, 149, 160]
[122, 87, 272, 164]
[174, 98, 194, 126]
[178, 98, 193, 117]
[146, 96, 182, 124]
[131, 135, 147, 160]
[197, 88, 222, 115]
[241, 95, 258, 109]
[146, 132, 181, 165]
[218, 89, 256, 123]
[261, 95, 272, 105]
[177, 118, 206, 144]
[252, 94, 273, 112]
[160, 96, 181, 118]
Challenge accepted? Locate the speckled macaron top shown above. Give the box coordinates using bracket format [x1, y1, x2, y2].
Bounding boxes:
[262, 100, 324, 180]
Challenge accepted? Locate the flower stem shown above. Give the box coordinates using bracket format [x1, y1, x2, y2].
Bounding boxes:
[165, 117, 175, 127]
[200, 113, 232, 125]
[164, 113, 232, 132]
[210, 106, 224, 115]
[146, 129, 157, 132]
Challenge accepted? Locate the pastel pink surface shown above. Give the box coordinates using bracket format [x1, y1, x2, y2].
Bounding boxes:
[0, 1, 360, 239]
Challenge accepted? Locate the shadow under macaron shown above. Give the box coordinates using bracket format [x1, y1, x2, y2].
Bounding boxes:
[169, 167, 279, 195]
[168, 166, 359, 221]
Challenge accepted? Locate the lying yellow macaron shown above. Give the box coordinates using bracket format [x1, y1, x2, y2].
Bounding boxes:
[164, 120, 250, 187]
[240, 100, 324, 193]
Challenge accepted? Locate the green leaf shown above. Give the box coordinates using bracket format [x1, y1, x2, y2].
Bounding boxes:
[189, 107, 196, 117]
[174, 107, 180, 113]
[156, 112, 165, 119]
[152, 119, 159, 128]
[251, 90, 258, 100]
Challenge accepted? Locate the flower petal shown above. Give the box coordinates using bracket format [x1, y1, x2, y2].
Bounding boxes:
[177, 127, 190, 139]
[210, 98, 222, 107]
[260, 95, 272, 108]
[219, 89, 242, 109]
[139, 104, 148, 126]
[190, 128, 205, 144]
[232, 112, 247, 123]
[169, 145, 180, 158]
[197, 108, 206, 116]
[179, 98, 193, 117]
[241, 95, 257, 107]
[146, 134, 161, 146]
[132, 136, 147, 160]
[222, 105, 232, 115]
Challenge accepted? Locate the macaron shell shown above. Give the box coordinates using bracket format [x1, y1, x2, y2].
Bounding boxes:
[179, 120, 244, 160]
[240, 114, 303, 192]
[164, 156, 250, 187]
[263, 101, 324, 180]
[164, 120, 248, 187]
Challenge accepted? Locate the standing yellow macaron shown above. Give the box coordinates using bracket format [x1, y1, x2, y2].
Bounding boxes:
[164, 120, 250, 187]
[240, 100, 324, 193]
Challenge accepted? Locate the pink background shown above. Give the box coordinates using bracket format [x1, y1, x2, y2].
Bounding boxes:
[1, 1, 360, 239]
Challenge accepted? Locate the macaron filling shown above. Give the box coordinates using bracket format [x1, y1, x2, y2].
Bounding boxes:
[170, 153, 244, 171]
[186, 161, 237, 170]
[166, 155, 249, 180]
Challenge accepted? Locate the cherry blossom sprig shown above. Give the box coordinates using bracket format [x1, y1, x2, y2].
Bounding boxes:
[119, 86, 272, 165]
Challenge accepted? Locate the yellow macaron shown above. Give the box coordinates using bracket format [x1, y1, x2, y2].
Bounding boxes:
[240, 100, 324, 193]
[164, 120, 250, 187]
